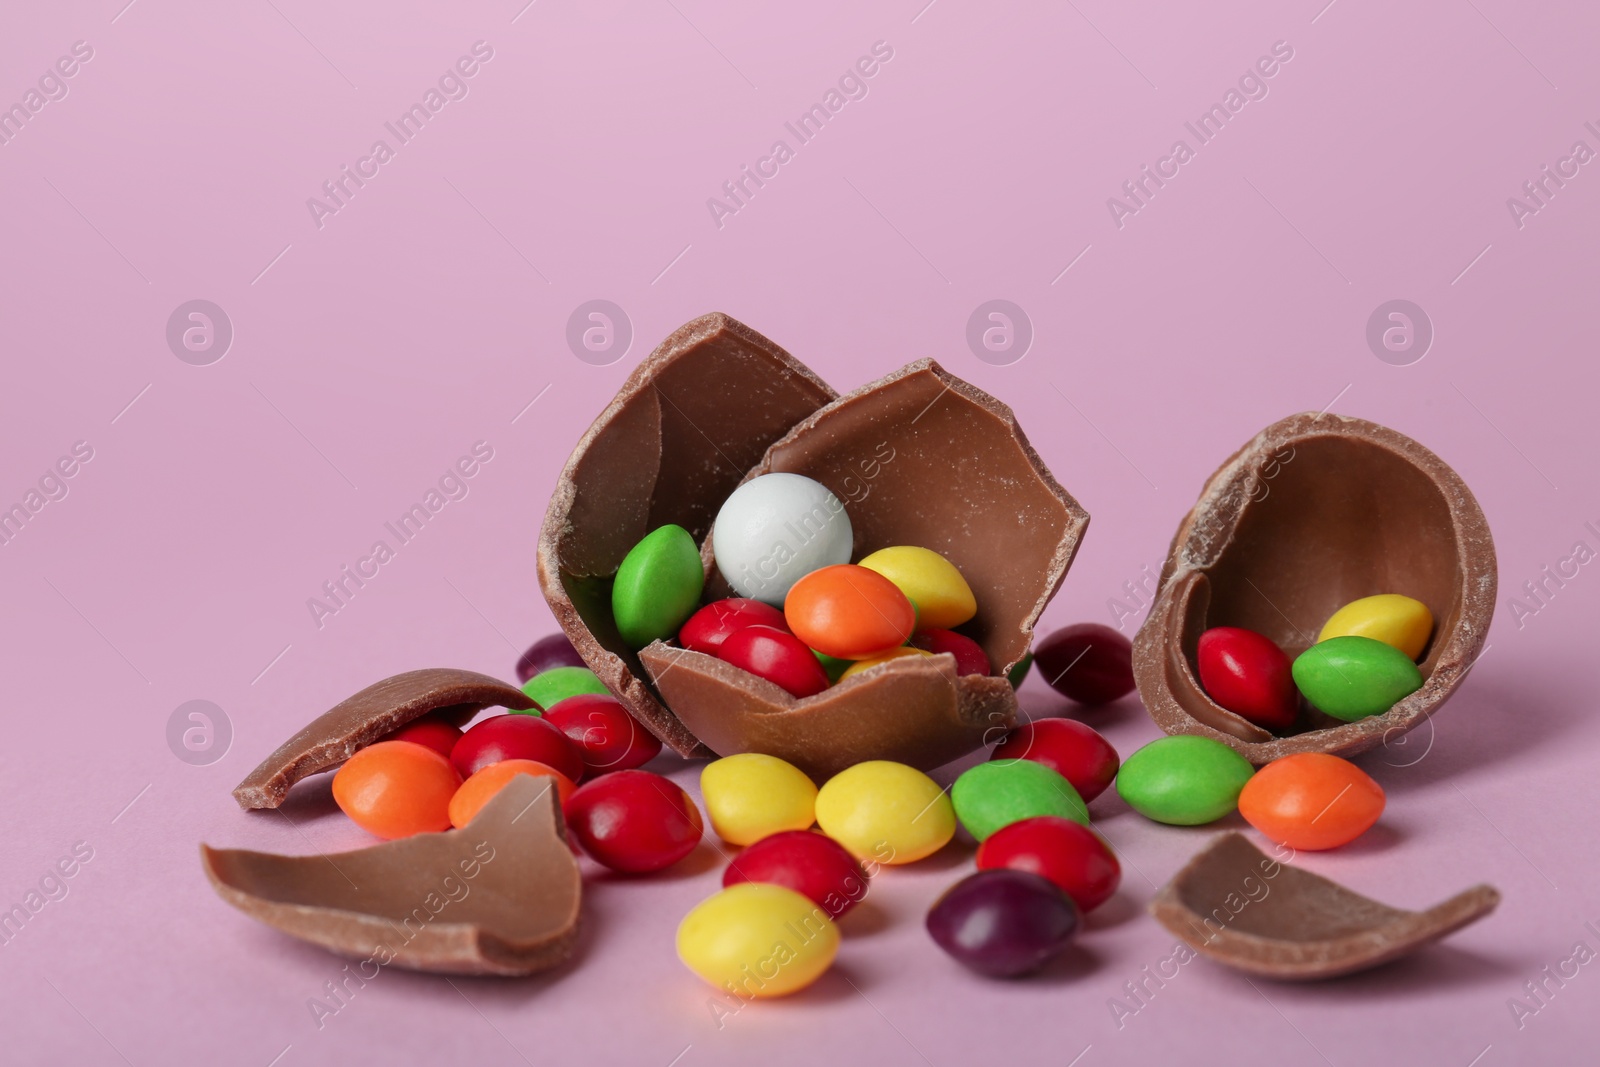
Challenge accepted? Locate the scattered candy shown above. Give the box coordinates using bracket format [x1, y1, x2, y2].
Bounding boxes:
[976, 817, 1121, 912]
[723, 830, 868, 918]
[784, 564, 916, 660]
[564, 770, 704, 873]
[612, 524, 704, 649]
[378, 715, 462, 760]
[1293, 635, 1425, 722]
[679, 598, 790, 656]
[989, 718, 1119, 802]
[857, 546, 977, 630]
[909, 628, 991, 676]
[712, 473, 853, 605]
[952, 760, 1089, 842]
[926, 869, 1080, 977]
[451, 713, 585, 783]
[448, 759, 576, 828]
[814, 761, 953, 864]
[332, 741, 461, 839]
[1116, 735, 1255, 826]
[1317, 594, 1433, 660]
[701, 754, 819, 846]
[718, 625, 831, 698]
[515, 633, 586, 683]
[521, 666, 608, 710]
[1195, 626, 1297, 730]
[1238, 752, 1385, 850]
[678, 883, 840, 997]
[1033, 623, 1135, 705]
[542, 693, 661, 774]
[837, 646, 932, 681]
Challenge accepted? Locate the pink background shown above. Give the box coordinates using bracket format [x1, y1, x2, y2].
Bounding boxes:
[3, 1, 1597, 1063]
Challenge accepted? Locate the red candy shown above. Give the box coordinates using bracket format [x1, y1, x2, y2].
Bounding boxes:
[1196, 626, 1297, 730]
[717, 625, 831, 698]
[379, 715, 463, 760]
[990, 718, 1119, 802]
[723, 830, 870, 918]
[543, 693, 661, 774]
[679, 598, 790, 656]
[564, 770, 704, 873]
[976, 816, 1121, 912]
[910, 628, 991, 676]
[1033, 623, 1135, 704]
[450, 713, 585, 783]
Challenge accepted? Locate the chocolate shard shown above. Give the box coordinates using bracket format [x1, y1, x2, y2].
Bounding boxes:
[537, 313, 837, 758]
[232, 668, 532, 810]
[203, 776, 580, 977]
[639, 643, 1015, 781]
[1133, 412, 1495, 763]
[1150, 832, 1499, 980]
[714, 358, 1088, 677]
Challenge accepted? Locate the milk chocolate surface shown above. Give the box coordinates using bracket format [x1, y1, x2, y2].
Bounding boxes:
[232, 668, 532, 810]
[204, 776, 580, 977]
[638, 643, 1016, 780]
[537, 313, 836, 758]
[1150, 833, 1499, 980]
[1132, 412, 1495, 763]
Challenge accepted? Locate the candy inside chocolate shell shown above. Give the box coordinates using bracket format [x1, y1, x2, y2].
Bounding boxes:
[203, 776, 580, 977]
[1132, 412, 1495, 763]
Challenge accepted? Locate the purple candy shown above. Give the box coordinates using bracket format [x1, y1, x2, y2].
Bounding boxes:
[926, 869, 1080, 977]
[516, 633, 586, 683]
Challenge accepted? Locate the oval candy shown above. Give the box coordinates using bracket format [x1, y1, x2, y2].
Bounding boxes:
[857, 546, 977, 630]
[1317, 594, 1433, 661]
[701, 753, 819, 846]
[612, 524, 704, 649]
[1196, 626, 1297, 731]
[1292, 635, 1424, 722]
[952, 760, 1089, 841]
[814, 761, 953, 864]
[1116, 735, 1255, 826]
[784, 564, 916, 660]
[1238, 752, 1385, 850]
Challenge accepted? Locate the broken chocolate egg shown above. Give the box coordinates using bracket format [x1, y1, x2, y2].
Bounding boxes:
[203, 775, 581, 976]
[1151, 832, 1498, 980]
[233, 668, 533, 810]
[538, 313, 1088, 775]
[1132, 412, 1495, 763]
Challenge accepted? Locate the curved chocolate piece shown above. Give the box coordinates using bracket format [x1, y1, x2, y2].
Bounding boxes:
[1151, 833, 1499, 980]
[537, 313, 837, 758]
[232, 668, 532, 810]
[1133, 412, 1495, 762]
[716, 358, 1088, 677]
[638, 643, 1014, 780]
[203, 776, 580, 977]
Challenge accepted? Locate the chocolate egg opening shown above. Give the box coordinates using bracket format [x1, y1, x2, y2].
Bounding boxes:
[1133, 412, 1495, 762]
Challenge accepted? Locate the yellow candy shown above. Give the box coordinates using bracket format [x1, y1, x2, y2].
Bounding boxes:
[857, 546, 977, 630]
[1317, 594, 1433, 661]
[837, 646, 932, 681]
[814, 760, 954, 864]
[700, 753, 818, 846]
[677, 884, 839, 998]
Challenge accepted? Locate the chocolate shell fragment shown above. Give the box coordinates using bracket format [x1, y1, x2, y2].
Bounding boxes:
[232, 668, 532, 810]
[1150, 832, 1499, 980]
[203, 776, 580, 977]
[539, 314, 1089, 774]
[1132, 413, 1495, 763]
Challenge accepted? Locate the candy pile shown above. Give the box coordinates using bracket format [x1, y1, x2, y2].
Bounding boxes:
[608, 472, 1012, 696]
[1195, 593, 1433, 730]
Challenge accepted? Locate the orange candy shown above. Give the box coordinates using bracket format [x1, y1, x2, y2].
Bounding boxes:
[332, 741, 462, 839]
[783, 564, 916, 660]
[1238, 753, 1384, 850]
[449, 759, 577, 829]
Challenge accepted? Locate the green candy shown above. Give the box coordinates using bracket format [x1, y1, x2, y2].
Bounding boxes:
[1292, 635, 1423, 722]
[813, 649, 851, 683]
[951, 759, 1089, 841]
[1008, 650, 1034, 690]
[1116, 735, 1254, 826]
[611, 524, 704, 650]
[520, 666, 608, 712]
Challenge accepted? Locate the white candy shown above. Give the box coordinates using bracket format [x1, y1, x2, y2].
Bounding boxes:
[712, 473, 853, 605]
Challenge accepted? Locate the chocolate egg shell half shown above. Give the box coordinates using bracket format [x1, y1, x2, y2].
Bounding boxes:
[1132, 412, 1495, 763]
[540, 315, 1089, 774]
[203, 776, 580, 976]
